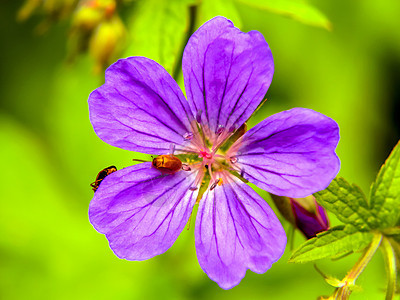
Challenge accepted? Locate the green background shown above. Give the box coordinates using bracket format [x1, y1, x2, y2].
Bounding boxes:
[1, 0, 399, 299]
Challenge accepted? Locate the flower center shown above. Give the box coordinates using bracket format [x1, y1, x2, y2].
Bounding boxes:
[175, 111, 248, 192]
[199, 149, 213, 160]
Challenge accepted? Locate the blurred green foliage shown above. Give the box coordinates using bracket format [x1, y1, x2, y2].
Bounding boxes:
[1, 0, 400, 299]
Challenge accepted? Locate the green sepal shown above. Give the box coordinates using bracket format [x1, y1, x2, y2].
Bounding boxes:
[289, 224, 374, 263]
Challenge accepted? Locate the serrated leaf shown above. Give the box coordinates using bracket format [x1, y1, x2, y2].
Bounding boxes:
[370, 140, 400, 229]
[234, 0, 331, 30]
[124, 0, 190, 75]
[289, 225, 373, 263]
[315, 177, 377, 230]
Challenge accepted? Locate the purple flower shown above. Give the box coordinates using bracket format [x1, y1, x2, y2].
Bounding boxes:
[88, 17, 340, 289]
[271, 195, 330, 239]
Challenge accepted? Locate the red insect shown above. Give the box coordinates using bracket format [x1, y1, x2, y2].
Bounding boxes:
[152, 155, 182, 175]
[90, 165, 117, 192]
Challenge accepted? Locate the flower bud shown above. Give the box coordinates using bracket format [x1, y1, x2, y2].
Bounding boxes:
[271, 194, 329, 239]
[88, 15, 127, 73]
[71, 0, 116, 31]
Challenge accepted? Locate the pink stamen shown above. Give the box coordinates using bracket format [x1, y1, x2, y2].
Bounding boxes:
[182, 164, 191, 171]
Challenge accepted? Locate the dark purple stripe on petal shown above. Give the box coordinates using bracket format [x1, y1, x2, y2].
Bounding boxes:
[89, 57, 193, 154]
[195, 175, 286, 289]
[228, 108, 340, 198]
[89, 162, 198, 260]
[182, 17, 274, 134]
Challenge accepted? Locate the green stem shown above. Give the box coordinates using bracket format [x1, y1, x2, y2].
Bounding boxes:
[381, 237, 397, 300]
[346, 232, 382, 286]
[329, 232, 383, 300]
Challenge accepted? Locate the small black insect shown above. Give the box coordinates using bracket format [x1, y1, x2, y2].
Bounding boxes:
[90, 166, 117, 192]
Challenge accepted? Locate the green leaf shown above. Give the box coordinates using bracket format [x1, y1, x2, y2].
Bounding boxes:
[234, 0, 332, 30]
[370, 140, 400, 229]
[315, 177, 377, 230]
[124, 0, 190, 75]
[289, 225, 373, 263]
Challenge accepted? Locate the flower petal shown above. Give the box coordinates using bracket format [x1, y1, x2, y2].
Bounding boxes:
[291, 198, 329, 239]
[89, 162, 198, 260]
[195, 175, 286, 289]
[89, 57, 193, 154]
[182, 16, 274, 134]
[228, 108, 340, 198]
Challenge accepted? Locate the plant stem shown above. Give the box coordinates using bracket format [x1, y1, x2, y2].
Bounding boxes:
[346, 232, 382, 286]
[329, 232, 383, 300]
[381, 237, 397, 300]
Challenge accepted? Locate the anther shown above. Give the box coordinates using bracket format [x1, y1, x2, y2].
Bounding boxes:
[189, 186, 198, 191]
[183, 132, 193, 140]
[182, 164, 191, 171]
[215, 125, 225, 135]
[209, 182, 217, 191]
[210, 178, 221, 191]
[228, 124, 236, 133]
[196, 109, 203, 123]
[240, 168, 245, 178]
[230, 156, 238, 164]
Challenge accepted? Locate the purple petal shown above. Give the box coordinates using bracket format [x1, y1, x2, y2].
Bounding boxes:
[195, 175, 286, 289]
[89, 162, 198, 260]
[291, 199, 329, 239]
[89, 57, 193, 154]
[182, 16, 274, 134]
[228, 108, 340, 198]
[318, 204, 329, 227]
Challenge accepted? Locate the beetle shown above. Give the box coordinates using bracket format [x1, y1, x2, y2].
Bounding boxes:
[90, 165, 117, 192]
[152, 155, 182, 175]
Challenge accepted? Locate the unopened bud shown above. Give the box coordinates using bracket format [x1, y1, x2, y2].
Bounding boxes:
[271, 194, 329, 239]
[89, 15, 127, 73]
[72, 0, 116, 31]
